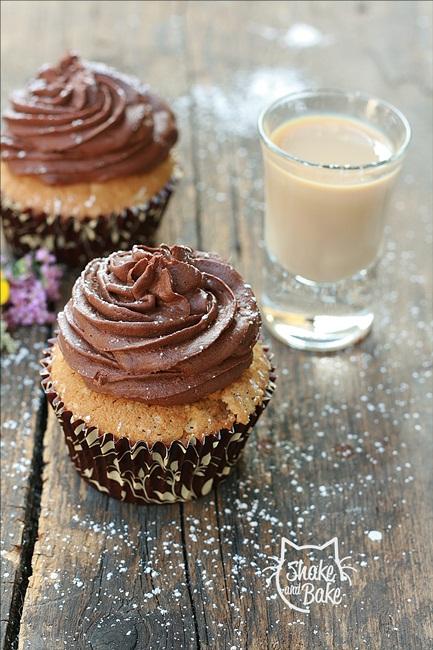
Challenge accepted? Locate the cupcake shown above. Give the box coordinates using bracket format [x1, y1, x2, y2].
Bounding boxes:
[1, 53, 178, 266]
[41, 244, 275, 503]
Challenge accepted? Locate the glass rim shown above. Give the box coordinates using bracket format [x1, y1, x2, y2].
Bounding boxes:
[257, 88, 411, 171]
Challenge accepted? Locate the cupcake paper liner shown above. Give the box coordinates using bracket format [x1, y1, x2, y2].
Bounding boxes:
[1, 175, 177, 267]
[40, 346, 276, 504]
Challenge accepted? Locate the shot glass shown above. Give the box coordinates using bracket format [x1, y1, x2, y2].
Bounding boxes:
[258, 89, 411, 351]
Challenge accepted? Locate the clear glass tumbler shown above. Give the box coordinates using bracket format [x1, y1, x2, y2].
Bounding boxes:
[258, 90, 410, 352]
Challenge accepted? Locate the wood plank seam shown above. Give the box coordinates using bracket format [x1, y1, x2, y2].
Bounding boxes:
[228, 164, 242, 257]
[3, 392, 48, 650]
[181, 8, 203, 252]
[179, 503, 202, 650]
[213, 496, 231, 603]
[176, 10, 205, 648]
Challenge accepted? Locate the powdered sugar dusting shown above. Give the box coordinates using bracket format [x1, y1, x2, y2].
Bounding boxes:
[174, 67, 307, 139]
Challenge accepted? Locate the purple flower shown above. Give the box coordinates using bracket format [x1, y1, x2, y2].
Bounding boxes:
[33, 248, 62, 301]
[5, 275, 55, 328]
[40, 260, 62, 301]
[2, 248, 62, 331]
[35, 248, 56, 265]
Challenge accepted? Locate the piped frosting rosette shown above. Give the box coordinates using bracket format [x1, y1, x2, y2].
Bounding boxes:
[57, 244, 261, 405]
[1, 53, 178, 185]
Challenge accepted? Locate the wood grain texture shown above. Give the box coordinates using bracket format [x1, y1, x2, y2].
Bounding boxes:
[1, 1, 432, 649]
[0, 328, 47, 648]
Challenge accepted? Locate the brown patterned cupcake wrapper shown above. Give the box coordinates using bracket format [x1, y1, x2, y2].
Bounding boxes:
[40, 348, 275, 504]
[1, 175, 178, 267]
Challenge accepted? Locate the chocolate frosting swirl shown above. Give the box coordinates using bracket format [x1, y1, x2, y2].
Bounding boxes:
[1, 53, 177, 185]
[57, 245, 261, 406]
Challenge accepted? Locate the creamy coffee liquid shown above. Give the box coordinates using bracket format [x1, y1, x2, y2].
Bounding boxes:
[263, 114, 399, 282]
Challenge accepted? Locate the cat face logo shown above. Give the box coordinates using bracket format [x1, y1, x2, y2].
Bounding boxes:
[263, 537, 356, 614]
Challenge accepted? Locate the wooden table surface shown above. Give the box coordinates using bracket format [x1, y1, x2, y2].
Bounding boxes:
[1, 2, 432, 649]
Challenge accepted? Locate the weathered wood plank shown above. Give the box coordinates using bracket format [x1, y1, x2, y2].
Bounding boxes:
[19, 411, 202, 649]
[178, 1, 433, 648]
[0, 328, 48, 648]
[1, 2, 72, 641]
[0, 1, 431, 649]
[7, 1, 201, 649]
